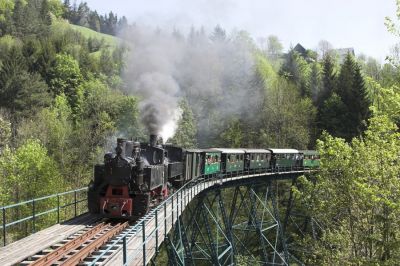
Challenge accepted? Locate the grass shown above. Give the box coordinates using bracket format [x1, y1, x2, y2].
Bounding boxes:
[52, 19, 121, 50]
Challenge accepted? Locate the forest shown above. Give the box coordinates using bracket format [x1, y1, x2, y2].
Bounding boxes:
[0, 0, 399, 263]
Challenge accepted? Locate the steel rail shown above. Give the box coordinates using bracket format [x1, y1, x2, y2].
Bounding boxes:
[29, 222, 106, 266]
[61, 221, 129, 265]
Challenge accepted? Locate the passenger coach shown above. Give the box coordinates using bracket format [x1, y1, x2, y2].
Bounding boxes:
[268, 149, 301, 170]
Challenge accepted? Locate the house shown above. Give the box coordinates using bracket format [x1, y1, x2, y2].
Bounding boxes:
[293, 43, 307, 58]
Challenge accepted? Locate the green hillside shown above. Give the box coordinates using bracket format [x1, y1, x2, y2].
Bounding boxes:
[52, 19, 120, 49]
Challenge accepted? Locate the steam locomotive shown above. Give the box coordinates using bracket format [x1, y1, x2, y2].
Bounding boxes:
[88, 135, 184, 218]
[88, 135, 319, 219]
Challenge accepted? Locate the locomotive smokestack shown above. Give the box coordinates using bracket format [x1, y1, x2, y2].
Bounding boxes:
[150, 134, 157, 147]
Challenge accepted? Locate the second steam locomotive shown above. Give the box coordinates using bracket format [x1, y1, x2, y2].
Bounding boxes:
[88, 135, 319, 219]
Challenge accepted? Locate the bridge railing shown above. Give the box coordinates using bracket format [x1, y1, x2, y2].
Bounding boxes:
[0, 165, 311, 250]
[0, 187, 88, 246]
[88, 165, 308, 266]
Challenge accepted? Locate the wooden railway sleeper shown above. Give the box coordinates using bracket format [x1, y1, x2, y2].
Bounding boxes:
[29, 223, 106, 266]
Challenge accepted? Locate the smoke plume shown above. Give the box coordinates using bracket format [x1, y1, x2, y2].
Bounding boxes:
[121, 27, 184, 141]
[121, 25, 262, 145]
[135, 72, 180, 134]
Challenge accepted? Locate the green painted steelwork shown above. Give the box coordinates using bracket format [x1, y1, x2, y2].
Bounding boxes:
[0, 187, 88, 247]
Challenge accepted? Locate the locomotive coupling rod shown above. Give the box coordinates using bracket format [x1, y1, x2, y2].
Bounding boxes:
[60, 222, 129, 265]
[30, 222, 107, 266]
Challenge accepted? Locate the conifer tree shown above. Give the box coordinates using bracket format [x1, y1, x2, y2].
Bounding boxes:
[11, 0, 25, 37]
[0, 48, 51, 132]
[62, 0, 71, 20]
[210, 24, 226, 42]
[40, 0, 52, 27]
[318, 53, 337, 107]
[310, 62, 322, 104]
[335, 53, 371, 140]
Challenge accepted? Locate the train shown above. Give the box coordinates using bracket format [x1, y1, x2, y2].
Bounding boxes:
[87, 135, 320, 219]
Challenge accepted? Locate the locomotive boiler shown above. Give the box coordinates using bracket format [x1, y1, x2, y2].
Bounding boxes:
[88, 135, 183, 218]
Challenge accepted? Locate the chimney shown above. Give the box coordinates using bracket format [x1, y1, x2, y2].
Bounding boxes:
[150, 135, 157, 147]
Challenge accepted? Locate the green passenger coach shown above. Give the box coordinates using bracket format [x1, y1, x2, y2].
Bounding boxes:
[211, 148, 245, 173]
[243, 149, 271, 170]
[300, 150, 320, 169]
[201, 150, 221, 175]
[268, 149, 300, 169]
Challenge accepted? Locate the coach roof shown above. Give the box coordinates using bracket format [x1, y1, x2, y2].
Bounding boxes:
[210, 148, 245, 154]
[268, 148, 299, 154]
[242, 149, 271, 153]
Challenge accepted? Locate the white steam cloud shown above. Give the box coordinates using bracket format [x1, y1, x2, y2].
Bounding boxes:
[121, 27, 184, 141]
[135, 72, 180, 135]
[121, 25, 262, 146]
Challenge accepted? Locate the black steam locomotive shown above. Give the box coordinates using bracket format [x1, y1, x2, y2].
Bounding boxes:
[88, 135, 184, 218]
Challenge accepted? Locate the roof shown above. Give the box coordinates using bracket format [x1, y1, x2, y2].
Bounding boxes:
[210, 148, 245, 154]
[186, 149, 203, 153]
[294, 43, 306, 55]
[299, 150, 319, 155]
[201, 149, 222, 153]
[242, 149, 271, 153]
[267, 148, 299, 154]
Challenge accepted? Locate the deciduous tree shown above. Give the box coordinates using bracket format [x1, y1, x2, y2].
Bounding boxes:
[296, 115, 400, 264]
[170, 100, 197, 148]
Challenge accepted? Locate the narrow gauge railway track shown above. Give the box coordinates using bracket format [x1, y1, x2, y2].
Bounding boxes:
[19, 221, 129, 266]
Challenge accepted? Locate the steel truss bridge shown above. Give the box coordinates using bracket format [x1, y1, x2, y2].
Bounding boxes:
[1, 167, 316, 266]
[94, 168, 311, 266]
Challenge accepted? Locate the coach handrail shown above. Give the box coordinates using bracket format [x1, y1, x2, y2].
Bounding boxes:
[0, 187, 88, 246]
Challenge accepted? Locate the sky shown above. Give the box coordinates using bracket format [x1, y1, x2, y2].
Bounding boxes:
[84, 0, 398, 61]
